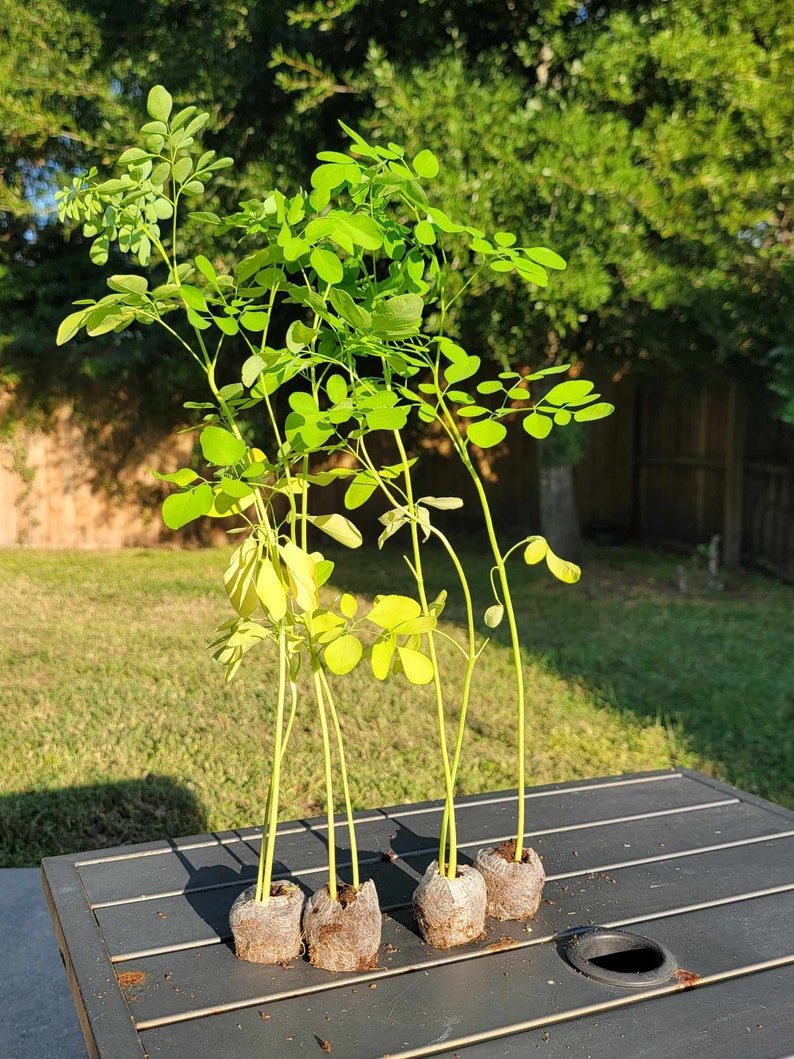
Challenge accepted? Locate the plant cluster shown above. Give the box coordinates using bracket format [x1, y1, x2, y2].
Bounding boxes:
[58, 86, 613, 962]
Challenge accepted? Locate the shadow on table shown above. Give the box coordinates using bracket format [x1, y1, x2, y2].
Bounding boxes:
[0, 774, 207, 867]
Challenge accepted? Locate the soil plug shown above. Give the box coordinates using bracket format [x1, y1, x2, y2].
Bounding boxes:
[229, 882, 305, 964]
[303, 880, 381, 971]
[412, 860, 486, 948]
[476, 840, 545, 920]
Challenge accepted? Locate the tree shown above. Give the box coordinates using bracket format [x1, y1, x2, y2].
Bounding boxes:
[274, 0, 794, 545]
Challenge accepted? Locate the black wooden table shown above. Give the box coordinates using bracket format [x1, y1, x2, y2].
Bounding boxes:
[42, 770, 794, 1058]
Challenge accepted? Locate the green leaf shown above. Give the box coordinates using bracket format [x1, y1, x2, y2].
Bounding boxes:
[371, 635, 396, 681]
[412, 149, 440, 178]
[414, 220, 436, 245]
[239, 311, 269, 332]
[426, 207, 467, 233]
[543, 380, 595, 406]
[173, 156, 193, 184]
[89, 236, 109, 266]
[457, 405, 489, 418]
[214, 316, 239, 336]
[396, 646, 434, 685]
[494, 231, 517, 247]
[200, 425, 247, 467]
[310, 247, 344, 285]
[152, 467, 200, 487]
[554, 409, 572, 426]
[147, 85, 173, 123]
[189, 211, 221, 225]
[107, 275, 149, 296]
[489, 258, 517, 273]
[119, 147, 151, 166]
[417, 496, 464, 510]
[523, 536, 548, 565]
[286, 320, 318, 353]
[278, 540, 319, 613]
[180, 285, 208, 312]
[367, 594, 422, 630]
[467, 419, 507, 448]
[256, 557, 287, 621]
[326, 374, 348, 405]
[315, 558, 335, 587]
[288, 391, 319, 416]
[526, 365, 570, 380]
[224, 538, 260, 617]
[370, 294, 424, 338]
[161, 483, 213, 530]
[328, 288, 371, 330]
[206, 485, 256, 519]
[524, 246, 567, 270]
[56, 310, 87, 346]
[366, 406, 408, 431]
[444, 356, 481, 385]
[219, 477, 253, 498]
[484, 604, 504, 628]
[523, 412, 553, 439]
[195, 255, 216, 284]
[242, 355, 266, 388]
[345, 472, 378, 510]
[150, 161, 171, 186]
[306, 513, 363, 549]
[574, 402, 615, 422]
[85, 306, 131, 337]
[340, 592, 358, 619]
[325, 634, 363, 676]
[476, 380, 504, 395]
[545, 547, 581, 584]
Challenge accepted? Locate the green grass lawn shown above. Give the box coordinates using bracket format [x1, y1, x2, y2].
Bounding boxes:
[1, 543, 792, 866]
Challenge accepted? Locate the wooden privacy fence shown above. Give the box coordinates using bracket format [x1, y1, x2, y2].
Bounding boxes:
[634, 380, 794, 580]
[1, 379, 792, 578]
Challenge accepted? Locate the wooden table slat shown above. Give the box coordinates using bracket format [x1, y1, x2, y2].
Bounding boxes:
[432, 962, 794, 1059]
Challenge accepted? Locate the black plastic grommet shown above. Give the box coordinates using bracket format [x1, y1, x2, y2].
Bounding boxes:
[558, 927, 677, 987]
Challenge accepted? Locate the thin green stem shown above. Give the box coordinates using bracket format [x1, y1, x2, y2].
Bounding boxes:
[255, 627, 288, 903]
[392, 432, 458, 878]
[312, 660, 337, 900]
[318, 668, 359, 890]
[465, 462, 526, 860]
[430, 380, 528, 861]
[431, 525, 478, 863]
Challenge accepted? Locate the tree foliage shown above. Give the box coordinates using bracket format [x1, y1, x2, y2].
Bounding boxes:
[277, 0, 794, 399]
[1, 0, 792, 430]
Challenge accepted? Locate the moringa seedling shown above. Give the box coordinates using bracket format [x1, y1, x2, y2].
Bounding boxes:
[57, 84, 613, 952]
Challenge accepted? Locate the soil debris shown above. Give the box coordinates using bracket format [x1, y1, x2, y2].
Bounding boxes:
[259, 1012, 272, 1021]
[674, 968, 701, 987]
[487, 935, 515, 952]
[117, 971, 147, 988]
[320, 1040, 332, 1053]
